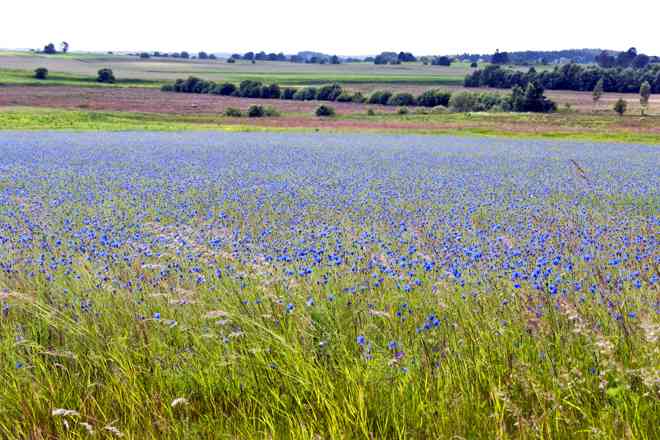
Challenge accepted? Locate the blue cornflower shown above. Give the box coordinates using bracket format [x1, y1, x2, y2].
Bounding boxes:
[356, 335, 366, 345]
[388, 340, 398, 350]
[153, 312, 161, 320]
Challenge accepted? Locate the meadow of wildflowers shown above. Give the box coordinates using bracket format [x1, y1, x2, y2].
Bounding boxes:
[0, 132, 658, 439]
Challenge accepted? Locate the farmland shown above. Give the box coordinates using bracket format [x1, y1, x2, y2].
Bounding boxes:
[0, 132, 659, 439]
[0, 53, 470, 86]
[1, 46, 659, 439]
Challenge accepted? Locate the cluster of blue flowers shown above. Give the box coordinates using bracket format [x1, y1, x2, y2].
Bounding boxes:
[0, 132, 657, 347]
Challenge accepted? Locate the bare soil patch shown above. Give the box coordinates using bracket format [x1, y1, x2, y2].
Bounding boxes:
[0, 86, 393, 115]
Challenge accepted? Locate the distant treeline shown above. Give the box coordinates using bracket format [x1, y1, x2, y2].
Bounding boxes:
[458, 48, 659, 66]
[465, 64, 660, 93]
[162, 77, 556, 113]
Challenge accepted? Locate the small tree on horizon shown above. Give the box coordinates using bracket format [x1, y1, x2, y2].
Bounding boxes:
[43, 43, 56, 54]
[640, 81, 651, 115]
[613, 98, 627, 116]
[592, 78, 604, 108]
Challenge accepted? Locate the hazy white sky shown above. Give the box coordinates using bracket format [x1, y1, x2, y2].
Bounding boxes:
[3, 0, 659, 55]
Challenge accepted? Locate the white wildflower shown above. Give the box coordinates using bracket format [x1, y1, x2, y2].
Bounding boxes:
[171, 397, 189, 408]
[52, 408, 80, 417]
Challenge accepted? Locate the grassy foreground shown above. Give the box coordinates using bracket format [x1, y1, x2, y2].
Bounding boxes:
[1, 106, 659, 144]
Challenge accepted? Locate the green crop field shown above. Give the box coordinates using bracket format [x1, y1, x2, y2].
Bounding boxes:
[0, 52, 471, 86]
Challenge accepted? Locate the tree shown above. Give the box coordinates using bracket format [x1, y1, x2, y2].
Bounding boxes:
[97, 68, 116, 83]
[43, 43, 56, 54]
[180, 51, 190, 59]
[243, 52, 255, 61]
[198, 51, 209, 60]
[397, 52, 416, 63]
[592, 78, 604, 106]
[640, 81, 651, 115]
[613, 98, 627, 116]
[595, 50, 616, 68]
[60, 42, 69, 53]
[491, 49, 510, 65]
[632, 54, 650, 69]
[616, 47, 637, 68]
[34, 68, 48, 80]
[139, 52, 151, 59]
[330, 55, 340, 65]
[432, 56, 452, 66]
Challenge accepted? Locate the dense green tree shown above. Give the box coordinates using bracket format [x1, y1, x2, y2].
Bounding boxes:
[198, 52, 209, 60]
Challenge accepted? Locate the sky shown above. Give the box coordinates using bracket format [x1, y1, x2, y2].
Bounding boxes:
[3, 0, 659, 55]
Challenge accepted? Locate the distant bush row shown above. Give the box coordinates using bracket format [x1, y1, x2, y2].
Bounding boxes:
[162, 77, 556, 113]
[162, 78, 454, 107]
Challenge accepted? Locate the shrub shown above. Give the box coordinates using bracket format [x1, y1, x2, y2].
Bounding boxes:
[449, 91, 479, 112]
[34, 68, 48, 80]
[367, 108, 376, 116]
[387, 93, 416, 106]
[212, 82, 237, 96]
[470, 62, 478, 68]
[397, 107, 410, 115]
[475, 92, 505, 111]
[160, 84, 175, 92]
[139, 52, 151, 59]
[282, 87, 297, 100]
[239, 80, 264, 98]
[336, 92, 354, 102]
[97, 68, 116, 84]
[293, 87, 318, 101]
[223, 107, 243, 117]
[260, 84, 281, 99]
[510, 82, 556, 113]
[368, 91, 392, 105]
[248, 105, 265, 117]
[416, 90, 452, 107]
[430, 105, 449, 114]
[227, 58, 236, 64]
[351, 92, 367, 103]
[614, 98, 627, 116]
[316, 84, 343, 101]
[178, 76, 208, 93]
[263, 106, 280, 117]
[316, 105, 336, 117]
